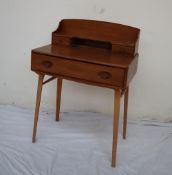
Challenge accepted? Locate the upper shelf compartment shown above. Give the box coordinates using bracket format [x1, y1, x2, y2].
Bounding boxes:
[52, 19, 140, 55]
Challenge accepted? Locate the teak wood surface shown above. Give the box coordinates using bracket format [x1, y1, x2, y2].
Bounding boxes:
[31, 19, 140, 167]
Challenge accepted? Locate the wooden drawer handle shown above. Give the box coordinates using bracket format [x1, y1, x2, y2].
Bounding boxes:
[41, 61, 53, 68]
[98, 71, 112, 79]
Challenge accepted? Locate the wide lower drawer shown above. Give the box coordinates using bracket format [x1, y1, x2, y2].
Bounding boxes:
[31, 53, 125, 87]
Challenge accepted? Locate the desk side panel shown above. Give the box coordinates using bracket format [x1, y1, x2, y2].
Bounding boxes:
[125, 54, 139, 87]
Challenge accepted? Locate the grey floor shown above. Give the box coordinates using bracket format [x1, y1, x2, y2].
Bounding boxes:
[0, 105, 172, 175]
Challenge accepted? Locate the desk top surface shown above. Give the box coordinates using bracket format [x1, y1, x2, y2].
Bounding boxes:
[32, 44, 136, 69]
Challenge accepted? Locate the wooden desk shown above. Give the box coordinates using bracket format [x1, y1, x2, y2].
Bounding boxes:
[31, 19, 140, 167]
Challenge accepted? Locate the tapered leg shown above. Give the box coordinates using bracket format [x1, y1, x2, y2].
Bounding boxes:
[112, 89, 121, 167]
[32, 74, 44, 143]
[123, 86, 129, 139]
[56, 78, 62, 121]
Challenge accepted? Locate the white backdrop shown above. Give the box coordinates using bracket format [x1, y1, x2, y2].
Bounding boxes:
[0, 0, 172, 121]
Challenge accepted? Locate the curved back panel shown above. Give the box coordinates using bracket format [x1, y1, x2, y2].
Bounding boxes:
[52, 19, 140, 55]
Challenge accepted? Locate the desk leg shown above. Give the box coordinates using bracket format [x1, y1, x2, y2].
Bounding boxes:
[56, 78, 62, 121]
[123, 86, 129, 139]
[112, 89, 121, 167]
[32, 74, 44, 143]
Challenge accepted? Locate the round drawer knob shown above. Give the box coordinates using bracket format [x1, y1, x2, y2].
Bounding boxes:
[41, 61, 53, 68]
[98, 71, 112, 79]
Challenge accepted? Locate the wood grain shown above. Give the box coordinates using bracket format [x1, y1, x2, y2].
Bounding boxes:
[32, 74, 44, 143]
[112, 89, 121, 167]
[56, 78, 62, 121]
[31, 19, 140, 167]
[32, 53, 125, 87]
[52, 19, 140, 55]
[123, 86, 129, 139]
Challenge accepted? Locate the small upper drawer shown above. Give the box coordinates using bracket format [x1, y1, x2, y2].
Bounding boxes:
[31, 53, 125, 87]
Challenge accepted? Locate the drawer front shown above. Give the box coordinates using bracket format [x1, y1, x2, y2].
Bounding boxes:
[31, 53, 125, 87]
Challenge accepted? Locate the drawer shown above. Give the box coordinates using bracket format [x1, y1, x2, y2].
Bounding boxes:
[31, 53, 125, 87]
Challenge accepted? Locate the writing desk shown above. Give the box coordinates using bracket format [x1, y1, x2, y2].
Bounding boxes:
[31, 19, 140, 167]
